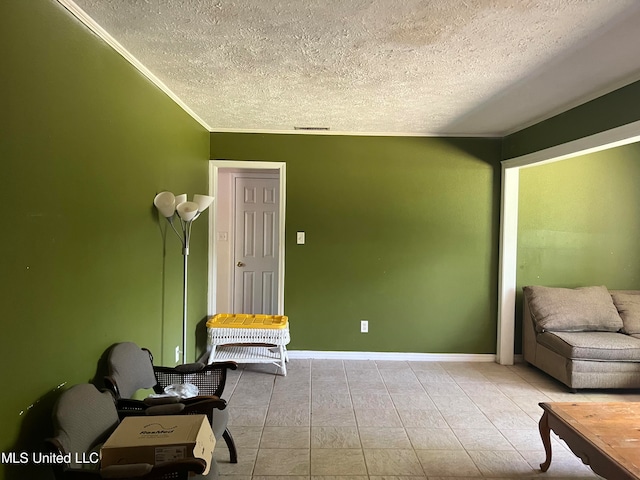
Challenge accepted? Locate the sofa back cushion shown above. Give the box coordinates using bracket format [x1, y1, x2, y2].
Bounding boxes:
[610, 290, 640, 334]
[523, 285, 623, 333]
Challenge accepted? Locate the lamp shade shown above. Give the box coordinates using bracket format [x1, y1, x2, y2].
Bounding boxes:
[175, 193, 187, 206]
[153, 191, 176, 217]
[176, 201, 199, 221]
[193, 194, 214, 212]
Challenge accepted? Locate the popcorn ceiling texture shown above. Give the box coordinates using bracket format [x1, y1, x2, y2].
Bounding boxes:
[72, 0, 640, 135]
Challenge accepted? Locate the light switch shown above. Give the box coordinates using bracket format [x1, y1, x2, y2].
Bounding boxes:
[296, 231, 305, 244]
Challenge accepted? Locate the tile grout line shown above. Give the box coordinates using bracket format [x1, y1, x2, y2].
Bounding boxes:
[222, 359, 610, 479]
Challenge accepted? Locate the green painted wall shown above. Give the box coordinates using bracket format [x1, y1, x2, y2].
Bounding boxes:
[503, 80, 640, 159]
[0, 1, 210, 478]
[514, 142, 640, 351]
[211, 133, 502, 354]
[3, 0, 638, 476]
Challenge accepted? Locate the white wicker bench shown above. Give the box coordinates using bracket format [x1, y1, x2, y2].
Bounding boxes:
[206, 314, 290, 375]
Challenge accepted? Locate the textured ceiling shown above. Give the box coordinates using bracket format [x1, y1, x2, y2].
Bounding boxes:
[68, 0, 640, 136]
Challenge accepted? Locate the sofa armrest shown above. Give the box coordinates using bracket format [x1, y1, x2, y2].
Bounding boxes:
[522, 292, 538, 365]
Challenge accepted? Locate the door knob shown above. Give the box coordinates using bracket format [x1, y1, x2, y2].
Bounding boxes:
[237, 261, 245, 267]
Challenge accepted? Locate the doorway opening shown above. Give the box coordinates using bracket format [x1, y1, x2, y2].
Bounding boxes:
[497, 120, 640, 365]
[208, 161, 286, 316]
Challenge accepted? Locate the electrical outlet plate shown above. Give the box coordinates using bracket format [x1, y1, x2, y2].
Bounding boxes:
[175, 346, 180, 363]
[361, 320, 368, 333]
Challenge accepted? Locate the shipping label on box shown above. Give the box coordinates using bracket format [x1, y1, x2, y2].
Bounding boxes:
[100, 414, 215, 474]
[154, 446, 187, 463]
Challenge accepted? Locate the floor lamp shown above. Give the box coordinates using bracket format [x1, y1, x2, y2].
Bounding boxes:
[154, 191, 214, 364]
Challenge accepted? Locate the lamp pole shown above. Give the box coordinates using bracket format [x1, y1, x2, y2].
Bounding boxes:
[154, 192, 213, 364]
[182, 247, 188, 364]
[175, 217, 192, 364]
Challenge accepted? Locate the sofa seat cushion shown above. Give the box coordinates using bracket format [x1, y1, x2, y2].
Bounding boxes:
[524, 285, 623, 332]
[538, 331, 640, 361]
[611, 291, 640, 334]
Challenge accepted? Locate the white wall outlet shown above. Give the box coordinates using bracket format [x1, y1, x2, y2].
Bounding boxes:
[361, 320, 368, 333]
[296, 231, 305, 244]
[175, 346, 181, 363]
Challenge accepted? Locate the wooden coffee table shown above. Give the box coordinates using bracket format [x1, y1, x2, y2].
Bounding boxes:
[539, 402, 640, 480]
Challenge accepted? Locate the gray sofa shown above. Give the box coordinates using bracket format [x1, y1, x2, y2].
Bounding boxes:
[523, 285, 640, 390]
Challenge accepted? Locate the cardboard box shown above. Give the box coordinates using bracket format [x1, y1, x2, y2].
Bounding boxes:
[101, 414, 215, 475]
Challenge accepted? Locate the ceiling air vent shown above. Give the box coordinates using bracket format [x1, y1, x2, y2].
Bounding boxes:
[294, 126, 330, 131]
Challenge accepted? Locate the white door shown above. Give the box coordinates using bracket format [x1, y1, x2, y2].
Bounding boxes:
[233, 176, 279, 314]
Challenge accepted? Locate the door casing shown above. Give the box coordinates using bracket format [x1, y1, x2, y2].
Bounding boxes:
[208, 160, 286, 316]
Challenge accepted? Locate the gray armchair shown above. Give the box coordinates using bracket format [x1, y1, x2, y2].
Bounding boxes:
[46, 383, 216, 479]
[104, 342, 238, 463]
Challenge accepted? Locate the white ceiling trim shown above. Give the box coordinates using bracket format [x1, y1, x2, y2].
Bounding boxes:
[57, 0, 212, 132]
[210, 127, 502, 138]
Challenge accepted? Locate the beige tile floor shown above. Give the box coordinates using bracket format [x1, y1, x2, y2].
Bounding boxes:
[214, 359, 640, 480]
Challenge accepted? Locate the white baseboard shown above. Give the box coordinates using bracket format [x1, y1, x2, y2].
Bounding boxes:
[287, 350, 497, 362]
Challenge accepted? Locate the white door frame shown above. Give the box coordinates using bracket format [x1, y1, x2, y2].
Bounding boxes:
[208, 160, 286, 316]
[497, 120, 640, 365]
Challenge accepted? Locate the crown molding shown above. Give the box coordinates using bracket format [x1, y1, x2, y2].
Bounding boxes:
[56, 0, 212, 132]
[210, 128, 501, 138]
